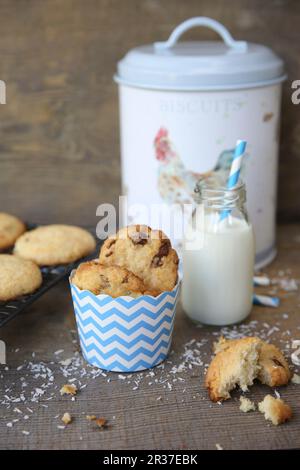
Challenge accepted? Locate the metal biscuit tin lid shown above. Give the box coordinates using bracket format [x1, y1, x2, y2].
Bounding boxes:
[115, 17, 286, 91]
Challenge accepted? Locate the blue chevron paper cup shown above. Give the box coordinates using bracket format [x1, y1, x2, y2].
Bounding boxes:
[70, 278, 180, 372]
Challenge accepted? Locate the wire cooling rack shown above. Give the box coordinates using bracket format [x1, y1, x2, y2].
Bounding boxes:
[0, 226, 102, 328]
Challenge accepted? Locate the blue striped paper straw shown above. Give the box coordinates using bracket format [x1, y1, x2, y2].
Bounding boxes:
[253, 276, 271, 287]
[220, 139, 247, 220]
[253, 294, 280, 308]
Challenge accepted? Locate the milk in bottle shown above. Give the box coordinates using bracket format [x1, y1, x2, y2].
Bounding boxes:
[182, 179, 255, 326]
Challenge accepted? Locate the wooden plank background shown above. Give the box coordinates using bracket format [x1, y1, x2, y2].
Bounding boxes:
[0, 0, 299, 226]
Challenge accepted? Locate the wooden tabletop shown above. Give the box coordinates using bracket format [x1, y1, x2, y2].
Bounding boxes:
[0, 224, 299, 450]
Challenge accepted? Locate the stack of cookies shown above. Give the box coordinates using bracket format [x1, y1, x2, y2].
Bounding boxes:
[0, 212, 96, 302]
[70, 225, 180, 372]
[73, 225, 179, 298]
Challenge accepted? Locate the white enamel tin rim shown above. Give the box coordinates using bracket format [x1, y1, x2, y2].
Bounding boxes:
[114, 74, 286, 92]
[115, 17, 286, 91]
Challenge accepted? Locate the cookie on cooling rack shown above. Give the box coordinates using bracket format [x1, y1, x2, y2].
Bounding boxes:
[0, 212, 26, 250]
[14, 224, 96, 266]
[99, 225, 179, 293]
[0, 254, 42, 301]
[72, 260, 159, 298]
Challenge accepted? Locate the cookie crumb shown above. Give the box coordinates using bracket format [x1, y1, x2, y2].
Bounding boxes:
[239, 396, 256, 412]
[291, 373, 300, 384]
[60, 384, 77, 396]
[61, 412, 72, 425]
[86, 415, 108, 429]
[95, 417, 107, 429]
[258, 394, 292, 425]
[86, 415, 97, 421]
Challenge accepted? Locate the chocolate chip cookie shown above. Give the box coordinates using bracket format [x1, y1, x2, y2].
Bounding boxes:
[256, 341, 291, 387]
[206, 336, 291, 402]
[206, 337, 261, 402]
[0, 212, 26, 250]
[72, 260, 158, 297]
[99, 225, 179, 292]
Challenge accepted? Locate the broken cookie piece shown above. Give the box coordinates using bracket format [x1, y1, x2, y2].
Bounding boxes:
[257, 342, 291, 387]
[206, 336, 291, 401]
[205, 337, 261, 401]
[86, 415, 97, 421]
[239, 396, 256, 412]
[60, 384, 77, 396]
[61, 412, 72, 425]
[95, 417, 108, 429]
[258, 395, 292, 425]
[86, 415, 108, 429]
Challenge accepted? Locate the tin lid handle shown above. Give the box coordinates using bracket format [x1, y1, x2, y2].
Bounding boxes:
[154, 17, 248, 53]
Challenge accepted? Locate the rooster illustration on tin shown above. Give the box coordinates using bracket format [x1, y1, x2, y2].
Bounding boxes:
[154, 127, 237, 206]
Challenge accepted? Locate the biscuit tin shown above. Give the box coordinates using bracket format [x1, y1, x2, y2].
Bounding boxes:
[114, 17, 286, 268]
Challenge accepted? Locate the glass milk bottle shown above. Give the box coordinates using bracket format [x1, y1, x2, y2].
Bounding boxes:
[182, 178, 255, 326]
